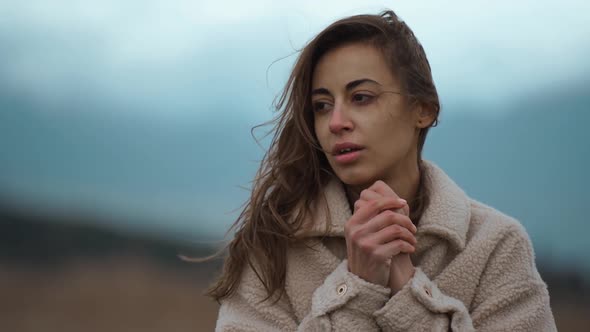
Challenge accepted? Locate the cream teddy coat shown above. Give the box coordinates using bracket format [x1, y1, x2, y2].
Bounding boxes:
[216, 161, 557, 331]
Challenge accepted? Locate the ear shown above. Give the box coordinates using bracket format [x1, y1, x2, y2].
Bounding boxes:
[413, 102, 437, 129]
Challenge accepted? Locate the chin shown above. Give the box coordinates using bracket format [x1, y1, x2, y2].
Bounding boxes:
[333, 169, 373, 187]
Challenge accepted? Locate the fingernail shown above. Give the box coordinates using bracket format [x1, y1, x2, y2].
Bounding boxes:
[399, 198, 407, 204]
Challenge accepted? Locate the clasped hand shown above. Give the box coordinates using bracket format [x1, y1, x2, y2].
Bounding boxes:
[344, 180, 417, 294]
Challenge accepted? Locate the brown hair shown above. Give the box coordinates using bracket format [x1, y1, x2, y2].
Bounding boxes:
[208, 9, 440, 302]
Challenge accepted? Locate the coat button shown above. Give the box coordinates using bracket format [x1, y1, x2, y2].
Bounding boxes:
[337, 284, 347, 296]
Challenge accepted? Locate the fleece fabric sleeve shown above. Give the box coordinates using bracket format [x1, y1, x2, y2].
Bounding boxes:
[373, 224, 557, 332]
[216, 260, 391, 332]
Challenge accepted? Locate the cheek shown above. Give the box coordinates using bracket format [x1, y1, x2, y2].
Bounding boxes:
[384, 109, 415, 133]
[374, 116, 415, 150]
[313, 120, 327, 148]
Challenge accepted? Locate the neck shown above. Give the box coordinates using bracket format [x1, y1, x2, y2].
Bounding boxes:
[345, 161, 421, 213]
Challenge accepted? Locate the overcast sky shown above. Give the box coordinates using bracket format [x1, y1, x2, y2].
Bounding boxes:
[1, 0, 589, 118]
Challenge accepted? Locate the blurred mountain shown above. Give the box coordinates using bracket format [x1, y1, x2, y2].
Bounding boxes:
[0, 201, 587, 301]
[0, 87, 266, 238]
[0, 78, 589, 274]
[424, 79, 590, 271]
[0, 202, 218, 268]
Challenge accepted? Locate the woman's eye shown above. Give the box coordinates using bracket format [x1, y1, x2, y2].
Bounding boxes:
[312, 101, 332, 113]
[352, 94, 374, 104]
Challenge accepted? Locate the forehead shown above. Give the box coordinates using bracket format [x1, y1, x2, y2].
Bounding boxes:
[311, 42, 398, 89]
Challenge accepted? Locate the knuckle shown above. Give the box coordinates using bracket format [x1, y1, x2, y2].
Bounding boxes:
[386, 209, 398, 218]
[390, 212, 405, 225]
[358, 239, 375, 252]
[394, 240, 406, 250]
[386, 197, 400, 207]
[385, 210, 398, 222]
[368, 200, 380, 210]
[401, 240, 413, 249]
[391, 197, 401, 204]
[402, 216, 414, 228]
[353, 201, 362, 211]
[349, 228, 363, 242]
[381, 210, 394, 217]
[383, 210, 395, 223]
[388, 225, 402, 237]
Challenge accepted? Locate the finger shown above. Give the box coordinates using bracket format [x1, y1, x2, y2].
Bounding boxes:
[366, 183, 408, 216]
[348, 196, 407, 226]
[360, 188, 381, 201]
[374, 239, 415, 260]
[400, 204, 410, 218]
[364, 210, 417, 234]
[353, 188, 377, 213]
[369, 180, 398, 198]
[361, 187, 410, 216]
[349, 210, 417, 241]
[354, 189, 408, 215]
[370, 224, 417, 245]
[368, 180, 410, 216]
[353, 199, 365, 213]
[356, 189, 384, 213]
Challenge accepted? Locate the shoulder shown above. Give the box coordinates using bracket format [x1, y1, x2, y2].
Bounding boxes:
[466, 199, 537, 266]
[468, 199, 530, 240]
[465, 200, 550, 314]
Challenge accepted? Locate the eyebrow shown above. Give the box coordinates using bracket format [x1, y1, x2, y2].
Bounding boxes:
[311, 78, 381, 96]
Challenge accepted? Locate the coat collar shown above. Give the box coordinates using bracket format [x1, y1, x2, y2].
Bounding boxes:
[298, 160, 471, 251]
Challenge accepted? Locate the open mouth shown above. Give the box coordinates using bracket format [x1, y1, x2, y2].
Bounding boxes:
[337, 147, 362, 155]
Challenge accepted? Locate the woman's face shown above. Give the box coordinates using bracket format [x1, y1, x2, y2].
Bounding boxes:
[311, 42, 423, 189]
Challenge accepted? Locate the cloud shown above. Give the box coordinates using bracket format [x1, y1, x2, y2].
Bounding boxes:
[0, 0, 588, 114]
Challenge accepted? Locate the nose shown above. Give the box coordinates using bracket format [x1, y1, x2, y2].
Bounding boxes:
[328, 103, 353, 134]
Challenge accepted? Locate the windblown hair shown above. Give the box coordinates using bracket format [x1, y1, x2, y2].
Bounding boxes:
[208, 9, 440, 302]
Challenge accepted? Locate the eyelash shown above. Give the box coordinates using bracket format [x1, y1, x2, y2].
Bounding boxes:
[352, 93, 374, 105]
[312, 93, 375, 113]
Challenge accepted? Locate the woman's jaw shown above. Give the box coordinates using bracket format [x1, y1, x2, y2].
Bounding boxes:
[332, 152, 421, 210]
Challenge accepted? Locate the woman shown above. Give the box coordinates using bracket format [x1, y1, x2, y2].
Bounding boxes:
[210, 10, 556, 331]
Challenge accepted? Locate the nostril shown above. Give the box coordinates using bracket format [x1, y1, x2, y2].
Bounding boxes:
[329, 120, 353, 133]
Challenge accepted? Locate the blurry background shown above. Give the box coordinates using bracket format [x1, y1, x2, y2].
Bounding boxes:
[1, 0, 588, 331]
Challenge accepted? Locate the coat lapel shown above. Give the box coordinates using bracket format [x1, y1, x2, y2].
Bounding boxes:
[285, 240, 341, 322]
[299, 160, 471, 250]
[284, 160, 472, 321]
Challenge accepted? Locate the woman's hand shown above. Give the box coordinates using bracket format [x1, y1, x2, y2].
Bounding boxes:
[350, 181, 417, 294]
[344, 181, 417, 289]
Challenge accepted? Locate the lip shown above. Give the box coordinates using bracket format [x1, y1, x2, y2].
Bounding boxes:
[331, 142, 364, 156]
[334, 149, 362, 164]
[331, 142, 364, 164]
